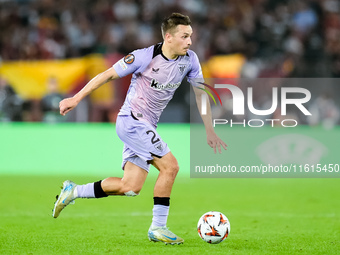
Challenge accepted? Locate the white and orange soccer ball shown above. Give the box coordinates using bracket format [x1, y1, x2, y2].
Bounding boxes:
[197, 211, 230, 244]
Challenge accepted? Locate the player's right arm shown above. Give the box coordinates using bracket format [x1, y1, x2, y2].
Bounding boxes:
[59, 66, 119, 116]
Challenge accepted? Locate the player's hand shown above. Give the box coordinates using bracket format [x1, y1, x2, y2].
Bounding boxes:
[59, 97, 78, 116]
[206, 131, 227, 154]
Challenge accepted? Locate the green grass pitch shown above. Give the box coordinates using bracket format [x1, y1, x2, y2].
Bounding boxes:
[0, 175, 339, 255]
[0, 123, 339, 254]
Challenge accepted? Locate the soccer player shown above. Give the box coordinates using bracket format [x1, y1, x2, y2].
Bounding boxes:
[53, 13, 227, 244]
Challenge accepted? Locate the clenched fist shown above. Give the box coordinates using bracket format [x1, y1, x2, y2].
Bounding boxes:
[59, 97, 79, 116]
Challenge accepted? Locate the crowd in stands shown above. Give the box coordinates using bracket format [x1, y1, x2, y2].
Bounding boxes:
[0, 0, 339, 124]
[1, 0, 340, 77]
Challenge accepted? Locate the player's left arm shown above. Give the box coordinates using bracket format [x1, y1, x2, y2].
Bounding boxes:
[193, 86, 227, 153]
[187, 51, 227, 153]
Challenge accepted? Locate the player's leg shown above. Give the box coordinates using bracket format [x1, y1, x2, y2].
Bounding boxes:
[52, 114, 151, 218]
[147, 151, 184, 244]
[118, 116, 183, 244]
[101, 161, 148, 196]
[52, 161, 147, 218]
[152, 151, 179, 197]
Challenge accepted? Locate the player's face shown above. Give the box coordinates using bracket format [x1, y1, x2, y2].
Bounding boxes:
[170, 25, 193, 56]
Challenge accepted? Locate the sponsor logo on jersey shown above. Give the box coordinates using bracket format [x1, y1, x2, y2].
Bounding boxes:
[118, 59, 127, 70]
[150, 79, 181, 90]
[152, 68, 160, 73]
[124, 54, 135, 64]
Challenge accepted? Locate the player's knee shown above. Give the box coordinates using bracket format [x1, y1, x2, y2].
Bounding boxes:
[166, 163, 179, 177]
[173, 163, 180, 174]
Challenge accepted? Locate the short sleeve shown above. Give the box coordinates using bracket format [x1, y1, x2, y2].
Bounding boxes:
[187, 51, 204, 84]
[113, 48, 148, 78]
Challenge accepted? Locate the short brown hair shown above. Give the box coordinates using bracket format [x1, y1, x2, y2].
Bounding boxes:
[161, 13, 191, 38]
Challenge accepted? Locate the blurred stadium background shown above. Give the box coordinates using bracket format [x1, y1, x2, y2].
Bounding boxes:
[1, 0, 339, 175]
[0, 1, 339, 254]
[0, 0, 340, 173]
[0, 0, 339, 124]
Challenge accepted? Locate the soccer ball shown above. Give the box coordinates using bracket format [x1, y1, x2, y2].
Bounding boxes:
[197, 211, 230, 244]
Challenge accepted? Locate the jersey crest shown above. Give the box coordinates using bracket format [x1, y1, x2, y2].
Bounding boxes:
[178, 64, 187, 75]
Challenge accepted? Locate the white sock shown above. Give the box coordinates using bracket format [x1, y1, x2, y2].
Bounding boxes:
[75, 183, 95, 198]
[152, 205, 169, 228]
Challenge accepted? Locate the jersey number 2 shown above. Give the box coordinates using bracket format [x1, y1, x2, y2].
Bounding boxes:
[146, 130, 160, 144]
